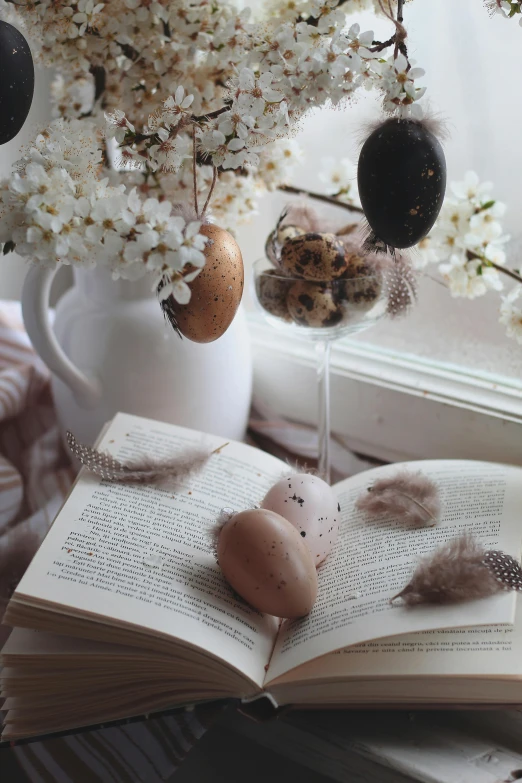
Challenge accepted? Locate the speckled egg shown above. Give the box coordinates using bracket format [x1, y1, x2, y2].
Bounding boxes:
[286, 280, 343, 328]
[256, 269, 292, 322]
[280, 232, 348, 281]
[170, 224, 244, 343]
[338, 252, 383, 311]
[265, 230, 279, 266]
[277, 224, 306, 245]
[217, 508, 318, 618]
[262, 474, 340, 566]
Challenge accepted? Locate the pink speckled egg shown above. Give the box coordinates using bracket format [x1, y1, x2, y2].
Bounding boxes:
[217, 509, 317, 618]
[261, 474, 340, 566]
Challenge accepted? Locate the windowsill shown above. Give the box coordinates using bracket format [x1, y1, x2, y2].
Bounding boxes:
[248, 313, 522, 466]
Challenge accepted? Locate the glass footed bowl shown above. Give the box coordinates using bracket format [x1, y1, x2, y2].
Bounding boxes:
[253, 257, 388, 341]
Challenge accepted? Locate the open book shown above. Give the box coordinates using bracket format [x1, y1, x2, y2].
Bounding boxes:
[2, 412, 522, 741]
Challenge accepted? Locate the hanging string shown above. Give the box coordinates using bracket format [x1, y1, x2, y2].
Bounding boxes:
[192, 124, 199, 219]
[201, 167, 218, 219]
[377, 0, 408, 59]
[192, 123, 218, 220]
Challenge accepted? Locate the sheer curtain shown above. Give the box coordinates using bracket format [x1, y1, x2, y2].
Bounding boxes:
[238, 0, 522, 379]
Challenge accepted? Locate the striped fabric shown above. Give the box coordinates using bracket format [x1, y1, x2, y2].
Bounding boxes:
[10, 707, 223, 783]
[0, 301, 221, 781]
[0, 302, 74, 644]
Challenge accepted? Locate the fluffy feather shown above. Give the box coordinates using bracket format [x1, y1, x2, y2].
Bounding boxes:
[356, 111, 449, 151]
[335, 223, 359, 238]
[356, 469, 440, 527]
[209, 507, 236, 561]
[279, 202, 321, 233]
[336, 241, 418, 318]
[373, 252, 418, 317]
[391, 533, 502, 606]
[157, 276, 182, 337]
[67, 431, 225, 485]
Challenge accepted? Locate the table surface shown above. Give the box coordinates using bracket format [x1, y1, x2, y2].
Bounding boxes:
[223, 706, 522, 783]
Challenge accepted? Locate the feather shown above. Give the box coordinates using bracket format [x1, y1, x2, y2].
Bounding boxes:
[334, 240, 418, 318]
[356, 111, 449, 151]
[279, 202, 321, 233]
[335, 223, 359, 238]
[483, 550, 522, 591]
[157, 276, 182, 338]
[356, 469, 440, 527]
[370, 251, 418, 318]
[391, 533, 503, 606]
[209, 507, 236, 561]
[67, 431, 227, 485]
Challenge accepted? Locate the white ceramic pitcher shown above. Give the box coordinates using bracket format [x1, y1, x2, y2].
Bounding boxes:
[21, 265, 253, 444]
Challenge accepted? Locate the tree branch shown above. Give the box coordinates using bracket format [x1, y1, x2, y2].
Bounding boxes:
[467, 250, 522, 285]
[277, 184, 364, 214]
[192, 105, 231, 123]
[369, 36, 396, 53]
[90, 65, 106, 103]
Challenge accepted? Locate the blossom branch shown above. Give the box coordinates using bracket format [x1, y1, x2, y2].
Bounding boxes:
[277, 184, 364, 214]
[192, 105, 231, 124]
[466, 250, 522, 285]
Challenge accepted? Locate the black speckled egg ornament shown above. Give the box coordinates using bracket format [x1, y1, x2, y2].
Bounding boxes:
[0, 21, 34, 145]
[357, 118, 446, 251]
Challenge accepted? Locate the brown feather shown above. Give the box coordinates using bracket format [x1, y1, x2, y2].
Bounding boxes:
[391, 533, 503, 606]
[67, 431, 225, 485]
[209, 507, 236, 561]
[356, 469, 440, 527]
[279, 202, 321, 233]
[371, 252, 418, 318]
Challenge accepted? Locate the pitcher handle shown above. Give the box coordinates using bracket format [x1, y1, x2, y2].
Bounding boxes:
[21, 265, 102, 408]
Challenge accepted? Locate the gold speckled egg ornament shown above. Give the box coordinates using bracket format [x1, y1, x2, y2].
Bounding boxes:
[170, 224, 244, 343]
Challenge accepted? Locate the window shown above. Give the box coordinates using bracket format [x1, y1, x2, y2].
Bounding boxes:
[242, 0, 522, 462]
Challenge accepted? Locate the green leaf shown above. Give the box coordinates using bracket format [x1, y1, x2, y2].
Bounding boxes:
[2, 241, 16, 256]
[480, 200, 496, 211]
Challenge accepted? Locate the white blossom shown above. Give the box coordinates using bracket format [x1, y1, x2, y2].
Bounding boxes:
[0, 117, 210, 298]
[319, 156, 359, 203]
[499, 287, 522, 344]
[105, 110, 135, 144]
[450, 171, 492, 202]
[381, 54, 426, 118]
[439, 254, 497, 299]
[416, 170, 509, 301]
[1, 0, 439, 306]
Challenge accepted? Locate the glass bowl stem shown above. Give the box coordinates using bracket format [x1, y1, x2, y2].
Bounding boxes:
[316, 339, 331, 485]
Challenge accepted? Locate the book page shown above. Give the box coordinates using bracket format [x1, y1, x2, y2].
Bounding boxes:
[266, 460, 521, 684]
[311, 597, 522, 681]
[269, 597, 522, 688]
[12, 413, 288, 689]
